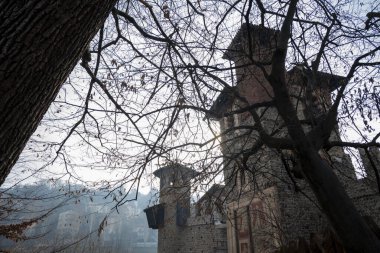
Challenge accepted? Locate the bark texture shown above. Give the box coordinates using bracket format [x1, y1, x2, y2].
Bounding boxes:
[0, 0, 117, 185]
[300, 150, 380, 253]
[266, 1, 380, 251]
[270, 49, 380, 252]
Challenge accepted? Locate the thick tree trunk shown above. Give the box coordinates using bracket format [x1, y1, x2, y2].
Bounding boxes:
[270, 68, 380, 251]
[269, 52, 380, 251]
[267, 3, 380, 245]
[300, 148, 380, 253]
[0, 0, 117, 185]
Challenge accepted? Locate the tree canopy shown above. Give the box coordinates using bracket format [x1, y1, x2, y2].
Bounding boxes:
[1, 0, 380, 252]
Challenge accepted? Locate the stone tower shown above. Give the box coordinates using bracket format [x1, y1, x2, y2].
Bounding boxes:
[145, 164, 197, 253]
[145, 163, 229, 253]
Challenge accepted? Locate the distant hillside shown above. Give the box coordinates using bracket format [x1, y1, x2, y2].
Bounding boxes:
[0, 181, 158, 253]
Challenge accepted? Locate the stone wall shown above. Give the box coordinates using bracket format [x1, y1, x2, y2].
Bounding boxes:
[156, 209, 228, 253]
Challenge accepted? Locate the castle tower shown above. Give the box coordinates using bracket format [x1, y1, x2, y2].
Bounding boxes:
[145, 164, 198, 253]
[223, 24, 278, 105]
[211, 25, 282, 192]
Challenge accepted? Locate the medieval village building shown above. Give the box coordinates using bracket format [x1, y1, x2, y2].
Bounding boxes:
[145, 24, 380, 253]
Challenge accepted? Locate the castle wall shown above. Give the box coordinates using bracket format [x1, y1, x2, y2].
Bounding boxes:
[224, 133, 380, 252]
[157, 210, 228, 253]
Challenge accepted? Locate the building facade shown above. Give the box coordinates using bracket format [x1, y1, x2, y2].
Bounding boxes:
[145, 24, 380, 253]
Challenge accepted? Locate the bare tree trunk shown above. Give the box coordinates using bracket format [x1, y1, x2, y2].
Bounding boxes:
[0, 0, 117, 185]
[270, 53, 380, 251]
[269, 53, 380, 252]
[300, 148, 380, 253]
[266, 1, 380, 250]
[269, 61, 380, 251]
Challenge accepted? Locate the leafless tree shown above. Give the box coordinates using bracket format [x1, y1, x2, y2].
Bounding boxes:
[1, 0, 380, 252]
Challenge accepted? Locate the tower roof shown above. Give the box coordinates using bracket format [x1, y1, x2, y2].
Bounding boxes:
[223, 23, 279, 61]
[204, 86, 237, 120]
[288, 66, 346, 92]
[153, 163, 199, 179]
[207, 24, 345, 121]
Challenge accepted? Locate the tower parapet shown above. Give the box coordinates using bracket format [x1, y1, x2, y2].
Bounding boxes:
[145, 164, 198, 252]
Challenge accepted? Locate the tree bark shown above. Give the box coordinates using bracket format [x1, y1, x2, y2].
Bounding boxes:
[0, 0, 117, 185]
[269, 51, 380, 252]
[269, 52, 380, 253]
[265, 1, 380, 251]
[300, 149, 380, 253]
